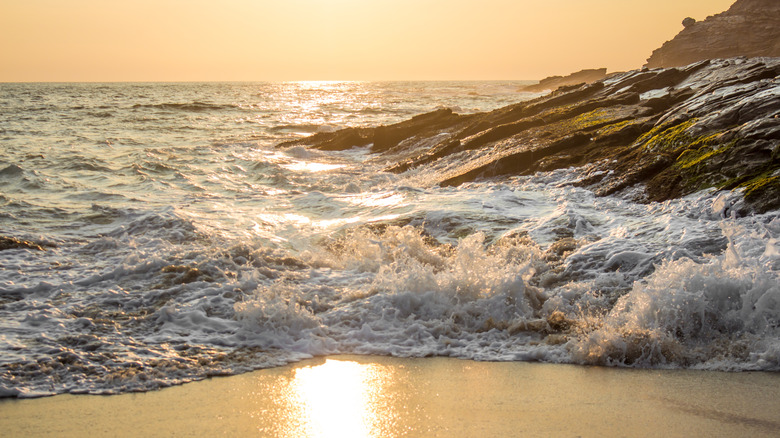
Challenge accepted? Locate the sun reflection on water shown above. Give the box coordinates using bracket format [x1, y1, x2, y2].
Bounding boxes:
[281, 359, 394, 438]
[343, 192, 407, 208]
[280, 161, 347, 173]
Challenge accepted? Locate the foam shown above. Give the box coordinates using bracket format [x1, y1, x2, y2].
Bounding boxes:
[571, 219, 780, 369]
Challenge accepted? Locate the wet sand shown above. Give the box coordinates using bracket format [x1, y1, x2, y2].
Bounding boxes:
[2, 356, 779, 437]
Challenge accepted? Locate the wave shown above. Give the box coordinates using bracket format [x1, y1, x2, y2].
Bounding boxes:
[61, 158, 115, 173]
[269, 124, 338, 134]
[0, 164, 49, 192]
[128, 160, 184, 176]
[131, 102, 241, 112]
[3, 207, 779, 398]
[0, 164, 24, 178]
[84, 111, 115, 118]
[105, 207, 200, 242]
[570, 219, 780, 369]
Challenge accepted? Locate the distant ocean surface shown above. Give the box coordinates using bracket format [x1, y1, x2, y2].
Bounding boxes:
[1, 82, 778, 397]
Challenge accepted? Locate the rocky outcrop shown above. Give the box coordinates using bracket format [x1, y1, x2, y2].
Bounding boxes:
[518, 68, 610, 93]
[645, 0, 780, 68]
[281, 58, 780, 214]
[279, 108, 467, 154]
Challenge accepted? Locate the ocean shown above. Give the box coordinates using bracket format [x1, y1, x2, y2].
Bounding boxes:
[1, 81, 778, 397]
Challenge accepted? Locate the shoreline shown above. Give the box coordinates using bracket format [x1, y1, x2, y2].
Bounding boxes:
[2, 356, 779, 437]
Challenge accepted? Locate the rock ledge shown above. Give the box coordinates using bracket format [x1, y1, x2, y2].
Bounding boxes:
[282, 58, 780, 214]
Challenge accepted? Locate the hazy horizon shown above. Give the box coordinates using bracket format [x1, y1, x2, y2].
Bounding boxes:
[2, 0, 734, 82]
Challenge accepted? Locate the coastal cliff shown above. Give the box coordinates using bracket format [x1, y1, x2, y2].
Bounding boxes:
[645, 0, 780, 68]
[281, 58, 780, 214]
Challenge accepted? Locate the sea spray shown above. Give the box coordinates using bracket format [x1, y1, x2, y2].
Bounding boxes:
[571, 218, 780, 369]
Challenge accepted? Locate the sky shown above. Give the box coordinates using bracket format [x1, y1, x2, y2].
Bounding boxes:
[1, 0, 735, 82]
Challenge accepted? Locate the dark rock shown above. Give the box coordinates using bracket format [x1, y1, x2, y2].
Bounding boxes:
[0, 236, 45, 251]
[372, 108, 463, 153]
[645, 0, 780, 68]
[277, 127, 372, 151]
[159, 265, 212, 285]
[283, 58, 780, 214]
[278, 108, 466, 154]
[546, 311, 575, 332]
[439, 132, 592, 187]
[519, 68, 611, 93]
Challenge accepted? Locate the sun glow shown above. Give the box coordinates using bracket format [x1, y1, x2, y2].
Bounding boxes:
[1, 0, 736, 81]
[282, 359, 396, 438]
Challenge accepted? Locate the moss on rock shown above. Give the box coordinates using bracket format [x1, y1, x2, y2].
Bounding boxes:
[637, 119, 699, 153]
[743, 173, 780, 200]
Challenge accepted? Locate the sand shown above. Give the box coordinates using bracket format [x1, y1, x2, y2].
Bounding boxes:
[2, 356, 779, 437]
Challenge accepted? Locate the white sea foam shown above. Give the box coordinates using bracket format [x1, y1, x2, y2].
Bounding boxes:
[571, 218, 780, 369]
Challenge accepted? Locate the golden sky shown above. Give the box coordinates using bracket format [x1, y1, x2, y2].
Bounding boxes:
[1, 0, 734, 82]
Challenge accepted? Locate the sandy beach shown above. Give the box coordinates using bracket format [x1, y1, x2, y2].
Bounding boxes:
[2, 356, 779, 437]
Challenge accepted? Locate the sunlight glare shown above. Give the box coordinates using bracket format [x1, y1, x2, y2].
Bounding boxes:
[256, 212, 312, 226]
[281, 161, 347, 173]
[343, 192, 407, 208]
[286, 359, 394, 438]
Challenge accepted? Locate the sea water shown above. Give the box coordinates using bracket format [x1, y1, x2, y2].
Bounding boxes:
[0, 82, 778, 397]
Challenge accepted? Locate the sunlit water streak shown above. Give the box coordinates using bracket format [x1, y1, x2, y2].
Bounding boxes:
[0, 81, 778, 397]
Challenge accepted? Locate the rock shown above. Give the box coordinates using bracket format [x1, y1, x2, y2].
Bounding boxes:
[277, 127, 372, 151]
[645, 0, 780, 68]
[371, 108, 464, 153]
[518, 68, 611, 93]
[547, 311, 575, 332]
[282, 57, 780, 214]
[278, 108, 464, 153]
[0, 236, 45, 251]
[159, 265, 212, 285]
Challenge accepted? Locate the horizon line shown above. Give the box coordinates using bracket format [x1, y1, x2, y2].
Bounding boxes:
[0, 78, 545, 84]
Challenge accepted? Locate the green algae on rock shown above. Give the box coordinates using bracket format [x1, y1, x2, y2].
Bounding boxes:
[281, 58, 780, 214]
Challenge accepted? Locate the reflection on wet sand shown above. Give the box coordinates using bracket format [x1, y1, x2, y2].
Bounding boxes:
[281, 359, 395, 437]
